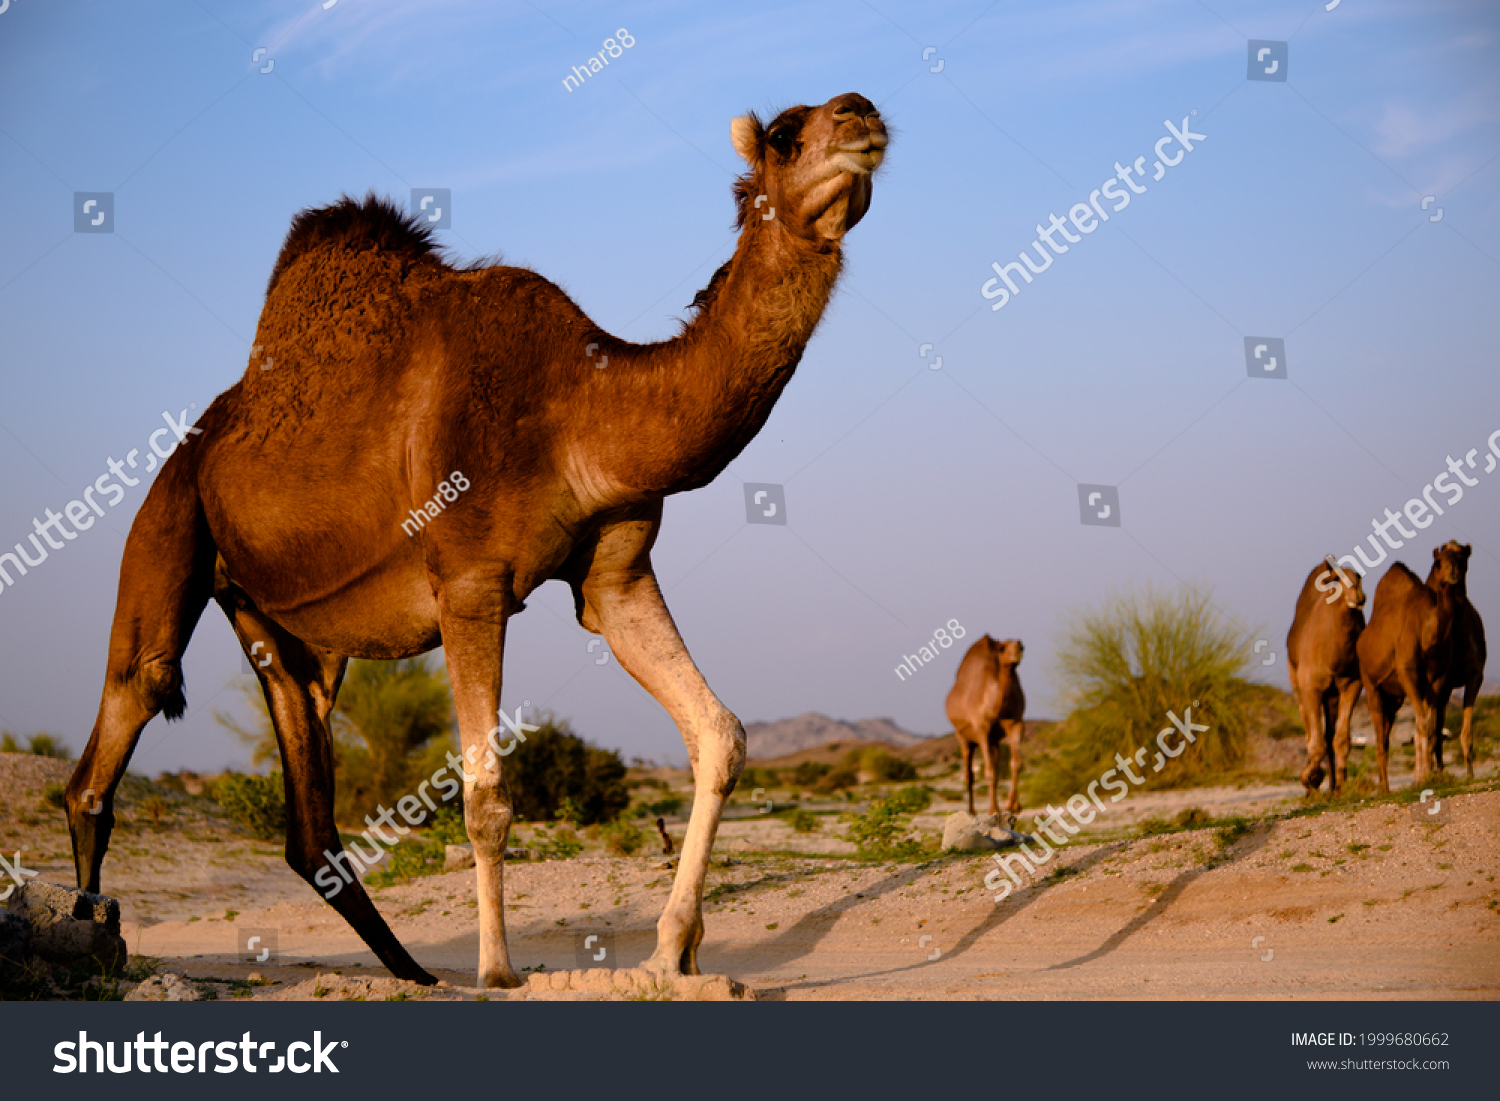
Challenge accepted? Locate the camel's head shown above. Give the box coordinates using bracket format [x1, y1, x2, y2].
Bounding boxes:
[731, 92, 888, 242]
[1430, 541, 1471, 589]
[1341, 567, 1366, 611]
[990, 637, 1024, 667]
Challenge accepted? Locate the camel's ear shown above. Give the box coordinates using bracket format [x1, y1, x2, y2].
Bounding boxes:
[1433, 546, 1441, 560]
[1462, 543, 1472, 559]
[731, 113, 764, 167]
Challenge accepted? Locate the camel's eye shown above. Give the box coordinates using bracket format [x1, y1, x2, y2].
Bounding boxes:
[767, 125, 800, 160]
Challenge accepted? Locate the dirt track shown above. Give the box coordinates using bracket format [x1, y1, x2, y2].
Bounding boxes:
[5, 754, 1494, 1000]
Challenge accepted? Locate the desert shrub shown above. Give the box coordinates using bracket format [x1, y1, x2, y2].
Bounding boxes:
[503, 715, 628, 826]
[740, 767, 779, 790]
[213, 772, 286, 840]
[791, 761, 831, 787]
[1028, 584, 1261, 804]
[218, 656, 457, 828]
[842, 746, 917, 783]
[529, 823, 583, 861]
[363, 837, 443, 888]
[882, 785, 933, 814]
[2, 732, 71, 759]
[40, 781, 66, 810]
[599, 817, 648, 856]
[784, 808, 820, 833]
[428, 806, 467, 845]
[841, 793, 928, 861]
[815, 767, 857, 793]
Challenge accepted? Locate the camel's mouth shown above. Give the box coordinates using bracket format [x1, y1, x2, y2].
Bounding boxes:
[829, 139, 886, 175]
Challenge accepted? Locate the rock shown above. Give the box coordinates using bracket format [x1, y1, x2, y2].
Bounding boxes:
[940, 812, 1029, 853]
[125, 972, 203, 1002]
[548, 969, 570, 991]
[246, 972, 264, 983]
[0, 909, 33, 981]
[5, 880, 127, 971]
[444, 844, 476, 871]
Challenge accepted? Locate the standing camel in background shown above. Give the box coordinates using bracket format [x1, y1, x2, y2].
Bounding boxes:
[1286, 559, 1365, 793]
[1427, 541, 1486, 778]
[946, 636, 1026, 819]
[65, 93, 888, 988]
[1356, 543, 1467, 792]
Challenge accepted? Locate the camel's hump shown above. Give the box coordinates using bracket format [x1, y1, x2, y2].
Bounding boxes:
[266, 193, 445, 296]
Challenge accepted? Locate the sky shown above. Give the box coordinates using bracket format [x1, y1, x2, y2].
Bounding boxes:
[1, 0, 1497, 775]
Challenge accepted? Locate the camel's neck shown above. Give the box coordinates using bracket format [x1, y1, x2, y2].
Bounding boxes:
[586, 223, 844, 500]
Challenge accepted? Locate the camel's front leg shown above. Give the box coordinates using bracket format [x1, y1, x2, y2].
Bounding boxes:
[437, 585, 521, 989]
[576, 553, 743, 975]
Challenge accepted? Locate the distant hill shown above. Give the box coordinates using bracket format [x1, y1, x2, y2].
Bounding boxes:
[744, 713, 929, 760]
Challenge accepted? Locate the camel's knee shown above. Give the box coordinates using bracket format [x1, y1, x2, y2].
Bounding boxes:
[464, 784, 514, 858]
[129, 658, 186, 720]
[699, 711, 746, 797]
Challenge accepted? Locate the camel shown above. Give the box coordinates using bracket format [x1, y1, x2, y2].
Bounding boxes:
[63, 93, 888, 988]
[1285, 558, 1365, 793]
[1426, 541, 1486, 779]
[1355, 542, 1467, 792]
[945, 636, 1026, 819]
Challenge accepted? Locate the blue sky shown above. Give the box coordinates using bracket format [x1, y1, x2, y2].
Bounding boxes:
[1, 0, 1497, 773]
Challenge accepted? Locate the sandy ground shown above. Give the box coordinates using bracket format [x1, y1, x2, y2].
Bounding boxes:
[4, 752, 1496, 1001]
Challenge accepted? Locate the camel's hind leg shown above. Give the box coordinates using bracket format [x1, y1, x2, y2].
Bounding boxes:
[1292, 678, 1328, 793]
[1456, 676, 1481, 779]
[1330, 678, 1361, 791]
[572, 515, 744, 977]
[958, 736, 976, 816]
[977, 734, 998, 819]
[1001, 719, 1024, 816]
[66, 452, 217, 892]
[215, 569, 435, 985]
[1364, 683, 1400, 794]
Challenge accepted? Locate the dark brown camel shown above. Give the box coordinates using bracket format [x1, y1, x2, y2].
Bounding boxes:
[64, 93, 888, 988]
[1285, 558, 1365, 793]
[1426, 540, 1486, 778]
[945, 636, 1026, 818]
[1355, 542, 1467, 792]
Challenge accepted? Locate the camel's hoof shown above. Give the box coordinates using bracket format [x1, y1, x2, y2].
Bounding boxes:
[480, 967, 524, 990]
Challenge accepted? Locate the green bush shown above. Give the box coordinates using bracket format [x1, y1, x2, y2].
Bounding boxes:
[1028, 584, 1261, 804]
[599, 817, 647, 856]
[1, 732, 72, 759]
[841, 794, 927, 861]
[882, 785, 933, 814]
[214, 772, 286, 840]
[842, 746, 917, 782]
[785, 808, 820, 833]
[363, 838, 444, 888]
[40, 781, 66, 810]
[791, 761, 831, 787]
[815, 767, 857, 793]
[503, 715, 629, 826]
[740, 767, 779, 790]
[528, 823, 583, 861]
[428, 806, 467, 845]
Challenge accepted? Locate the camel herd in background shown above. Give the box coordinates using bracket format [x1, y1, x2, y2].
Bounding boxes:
[945, 540, 1488, 821]
[1288, 539, 1487, 796]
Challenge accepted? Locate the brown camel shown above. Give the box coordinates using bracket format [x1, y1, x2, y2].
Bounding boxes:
[1426, 540, 1486, 778]
[64, 93, 888, 988]
[1355, 542, 1467, 792]
[945, 636, 1026, 818]
[1285, 558, 1365, 793]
